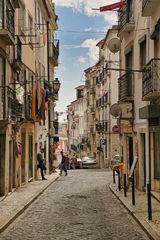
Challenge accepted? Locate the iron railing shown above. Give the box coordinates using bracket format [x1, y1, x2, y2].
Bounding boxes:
[6, 0, 15, 36]
[118, 0, 134, 32]
[0, 86, 23, 120]
[142, 58, 160, 98]
[118, 72, 133, 101]
[142, 0, 148, 11]
[25, 93, 32, 120]
[96, 121, 108, 132]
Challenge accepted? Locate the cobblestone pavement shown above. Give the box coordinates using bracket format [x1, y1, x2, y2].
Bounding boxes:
[0, 169, 150, 240]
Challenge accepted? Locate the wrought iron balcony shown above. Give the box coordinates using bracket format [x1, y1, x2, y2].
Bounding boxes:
[0, 86, 23, 120]
[142, 0, 159, 16]
[142, 58, 160, 101]
[95, 121, 107, 132]
[49, 40, 59, 66]
[118, 0, 135, 35]
[0, 0, 15, 45]
[118, 72, 133, 102]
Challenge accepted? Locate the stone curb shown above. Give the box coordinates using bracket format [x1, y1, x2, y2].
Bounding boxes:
[109, 184, 159, 240]
[0, 173, 60, 233]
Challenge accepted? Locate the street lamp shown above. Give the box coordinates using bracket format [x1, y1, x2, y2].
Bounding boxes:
[53, 78, 61, 93]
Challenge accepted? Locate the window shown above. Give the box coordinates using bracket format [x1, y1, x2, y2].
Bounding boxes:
[153, 132, 160, 179]
[19, 1, 25, 32]
[37, 7, 40, 25]
[28, 14, 33, 44]
[127, 0, 133, 20]
[139, 37, 146, 69]
[0, 56, 5, 86]
[125, 49, 133, 96]
[42, 65, 45, 79]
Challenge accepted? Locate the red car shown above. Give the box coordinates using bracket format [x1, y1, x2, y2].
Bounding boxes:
[69, 157, 82, 169]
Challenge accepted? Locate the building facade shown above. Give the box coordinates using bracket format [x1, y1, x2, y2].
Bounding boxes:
[0, 0, 59, 197]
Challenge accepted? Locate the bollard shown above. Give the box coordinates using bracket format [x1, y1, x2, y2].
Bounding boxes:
[113, 170, 116, 184]
[124, 173, 127, 197]
[117, 170, 121, 191]
[132, 171, 135, 205]
[147, 183, 152, 220]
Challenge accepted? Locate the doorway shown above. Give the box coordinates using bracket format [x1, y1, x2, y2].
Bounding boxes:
[9, 140, 13, 192]
[128, 136, 133, 169]
[28, 134, 33, 180]
[21, 130, 26, 183]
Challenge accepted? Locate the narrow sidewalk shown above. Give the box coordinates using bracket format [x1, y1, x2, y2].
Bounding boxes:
[0, 171, 60, 233]
[110, 181, 160, 240]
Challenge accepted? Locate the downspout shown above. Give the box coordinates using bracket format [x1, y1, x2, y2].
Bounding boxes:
[47, 21, 51, 172]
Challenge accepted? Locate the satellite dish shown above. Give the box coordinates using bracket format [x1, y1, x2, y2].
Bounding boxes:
[107, 38, 121, 53]
[110, 104, 122, 118]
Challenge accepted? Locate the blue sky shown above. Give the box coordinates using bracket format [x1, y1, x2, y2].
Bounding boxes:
[54, 0, 118, 112]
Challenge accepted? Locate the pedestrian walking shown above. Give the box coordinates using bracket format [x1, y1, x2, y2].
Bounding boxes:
[37, 150, 47, 180]
[60, 151, 68, 176]
[66, 154, 70, 170]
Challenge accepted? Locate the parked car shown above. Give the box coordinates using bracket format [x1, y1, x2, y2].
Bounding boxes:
[81, 156, 96, 168]
[69, 157, 82, 169]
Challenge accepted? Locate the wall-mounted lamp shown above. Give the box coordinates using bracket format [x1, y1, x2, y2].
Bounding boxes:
[53, 78, 61, 93]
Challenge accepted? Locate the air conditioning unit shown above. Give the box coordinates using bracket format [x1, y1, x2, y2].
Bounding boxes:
[119, 102, 133, 119]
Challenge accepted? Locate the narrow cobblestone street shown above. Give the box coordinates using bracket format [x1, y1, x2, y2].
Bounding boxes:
[0, 170, 150, 240]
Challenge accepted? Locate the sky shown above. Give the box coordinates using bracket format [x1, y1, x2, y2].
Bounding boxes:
[54, 0, 118, 113]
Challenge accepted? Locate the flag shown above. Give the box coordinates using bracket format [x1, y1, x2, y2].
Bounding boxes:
[100, 1, 125, 12]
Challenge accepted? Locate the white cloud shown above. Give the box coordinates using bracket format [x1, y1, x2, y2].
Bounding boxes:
[81, 38, 99, 63]
[62, 44, 81, 49]
[62, 39, 100, 64]
[54, 0, 118, 24]
[78, 56, 86, 64]
[84, 27, 92, 32]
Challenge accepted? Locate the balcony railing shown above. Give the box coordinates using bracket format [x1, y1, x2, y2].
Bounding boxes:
[142, 0, 158, 16]
[0, 86, 23, 120]
[96, 121, 108, 132]
[0, 0, 15, 45]
[49, 40, 59, 66]
[118, 0, 134, 35]
[118, 72, 133, 101]
[142, 58, 160, 100]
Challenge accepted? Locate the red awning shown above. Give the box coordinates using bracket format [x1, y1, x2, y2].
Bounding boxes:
[100, 1, 125, 12]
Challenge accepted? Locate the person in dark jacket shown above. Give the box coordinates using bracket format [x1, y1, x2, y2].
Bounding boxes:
[37, 150, 47, 180]
[60, 151, 68, 176]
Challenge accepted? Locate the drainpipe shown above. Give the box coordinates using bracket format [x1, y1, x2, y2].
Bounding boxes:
[47, 21, 51, 172]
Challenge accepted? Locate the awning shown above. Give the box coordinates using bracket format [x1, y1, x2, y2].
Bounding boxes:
[100, 1, 125, 12]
